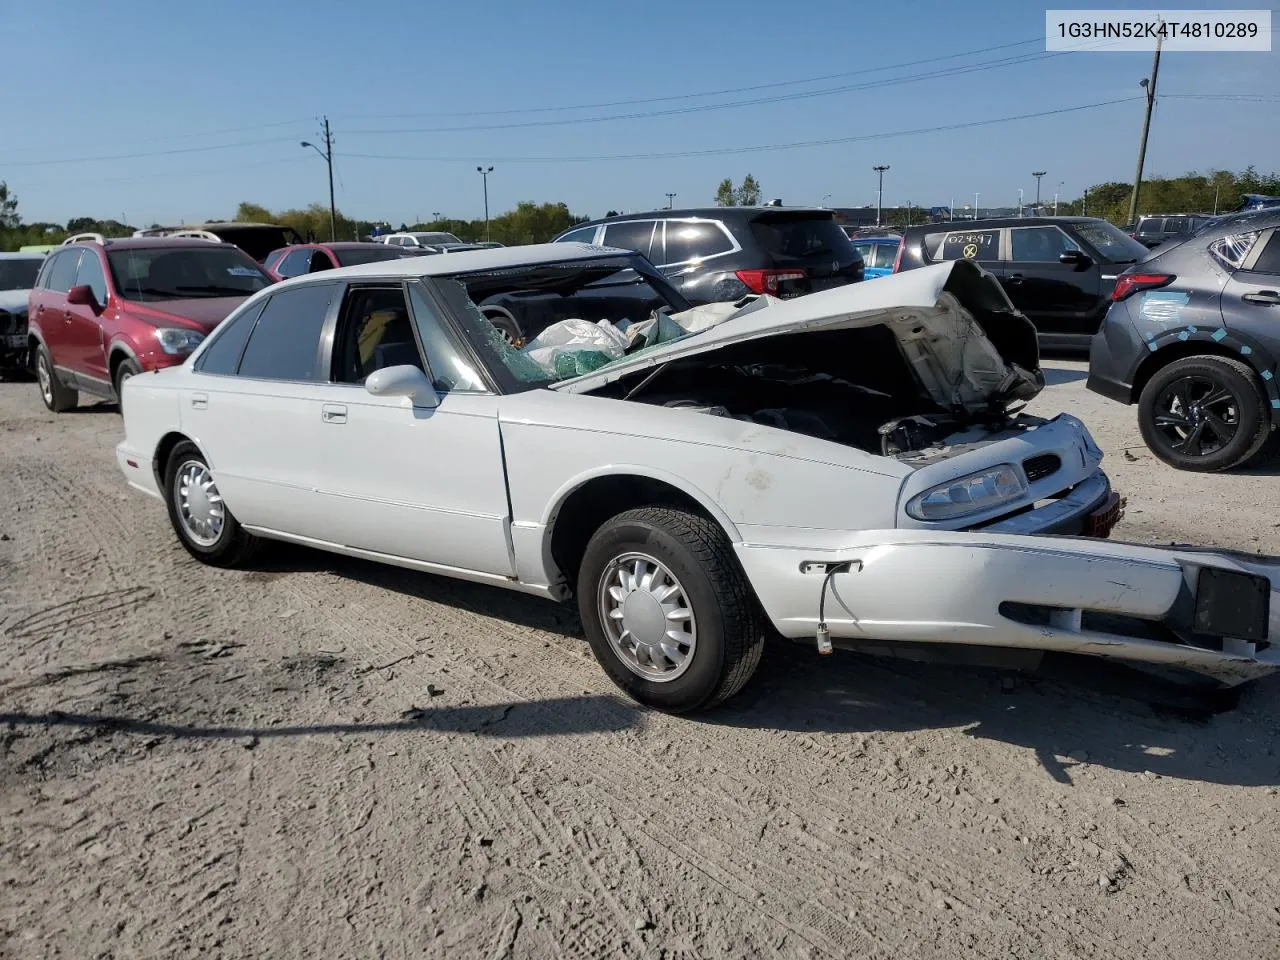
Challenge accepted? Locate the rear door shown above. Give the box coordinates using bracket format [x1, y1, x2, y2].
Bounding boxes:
[747, 212, 862, 295]
[1003, 224, 1101, 341]
[657, 218, 740, 297]
[1223, 228, 1280, 328]
[33, 249, 83, 369]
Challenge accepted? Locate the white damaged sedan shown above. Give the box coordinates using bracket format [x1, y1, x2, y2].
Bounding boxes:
[116, 243, 1280, 711]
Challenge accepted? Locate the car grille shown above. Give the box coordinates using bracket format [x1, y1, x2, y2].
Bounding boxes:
[1023, 454, 1062, 484]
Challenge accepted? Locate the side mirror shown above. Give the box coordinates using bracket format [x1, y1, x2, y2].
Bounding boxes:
[1059, 250, 1092, 268]
[364, 364, 439, 408]
[66, 284, 100, 309]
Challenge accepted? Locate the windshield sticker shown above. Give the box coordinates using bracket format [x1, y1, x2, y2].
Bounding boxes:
[1138, 291, 1189, 323]
[226, 266, 261, 277]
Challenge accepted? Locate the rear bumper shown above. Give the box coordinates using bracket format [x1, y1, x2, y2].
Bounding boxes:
[116, 440, 162, 499]
[735, 530, 1280, 686]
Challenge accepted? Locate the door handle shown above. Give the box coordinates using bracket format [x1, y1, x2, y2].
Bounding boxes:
[1242, 290, 1280, 305]
[63, 310, 72, 321]
[1005, 274, 1025, 285]
[321, 404, 347, 424]
[191, 393, 208, 409]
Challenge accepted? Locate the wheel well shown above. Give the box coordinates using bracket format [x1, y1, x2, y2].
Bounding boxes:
[548, 476, 715, 593]
[152, 431, 193, 489]
[1131, 341, 1255, 401]
[108, 348, 135, 384]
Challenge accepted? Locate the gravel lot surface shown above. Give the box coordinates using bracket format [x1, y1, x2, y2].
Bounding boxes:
[2, 361, 1279, 959]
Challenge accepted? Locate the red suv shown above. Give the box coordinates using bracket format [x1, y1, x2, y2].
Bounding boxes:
[28, 238, 273, 413]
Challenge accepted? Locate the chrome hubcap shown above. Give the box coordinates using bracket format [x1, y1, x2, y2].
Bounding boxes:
[598, 553, 696, 682]
[37, 358, 51, 404]
[174, 460, 225, 547]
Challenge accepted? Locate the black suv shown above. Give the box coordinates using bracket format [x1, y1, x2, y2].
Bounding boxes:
[1125, 214, 1217, 249]
[553, 207, 864, 304]
[895, 217, 1149, 350]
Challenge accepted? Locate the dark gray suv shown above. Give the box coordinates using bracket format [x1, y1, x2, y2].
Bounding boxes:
[1087, 208, 1280, 471]
[553, 206, 864, 305]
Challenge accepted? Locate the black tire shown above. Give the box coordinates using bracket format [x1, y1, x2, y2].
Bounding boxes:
[577, 506, 766, 712]
[35, 344, 77, 413]
[1138, 355, 1271, 472]
[113, 357, 141, 413]
[483, 307, 523, 346]
[163, 442, 259, 567]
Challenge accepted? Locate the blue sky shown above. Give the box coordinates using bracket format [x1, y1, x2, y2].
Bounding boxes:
[4, 0, 1277, 225]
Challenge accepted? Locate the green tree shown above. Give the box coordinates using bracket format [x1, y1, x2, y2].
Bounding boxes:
[738, 174, 761, 206]
[0, 182, 19, 229]
[714, 179, 736, 206]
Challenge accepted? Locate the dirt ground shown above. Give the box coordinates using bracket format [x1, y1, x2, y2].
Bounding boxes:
[2, 361, 1279, 960]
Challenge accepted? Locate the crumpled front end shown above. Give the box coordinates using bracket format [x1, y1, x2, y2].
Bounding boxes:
[736, 529, 1279, 686]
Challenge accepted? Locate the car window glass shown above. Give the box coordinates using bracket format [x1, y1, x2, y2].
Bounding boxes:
[276, 248, 311, 278]
[332, 287, 425, 384]
[601, 221, 655, 257]
[1138, 219, 1165, 236]
[853, 242, 873, 260]
[556, 226, 597, 244]
[46, 250, 83, 293]
[1246, 233, 1280, 274]
[0, 258, 43, 291]
[873, 244, 898, 268]
[406, 282, 486, 392]
[924, 229, 1000, 262]
[236, 283, 336, 381]
[1009, 226, 1079, 262]
[1210, 231, 1261, 270]
[308, 250, 334, 273]
[74, 251, 109, 303]
[1167, 218, 1192, 235]
[662, 221, 733, 264]
[195, 299, 268, 375]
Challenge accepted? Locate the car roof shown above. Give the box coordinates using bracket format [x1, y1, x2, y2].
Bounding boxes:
[571, 206, 836, 228]
[0, 251, 46, 260]
[903, 216, 1109, 234]
[268, 242, 630, 286]
[64, 238, 245, 252]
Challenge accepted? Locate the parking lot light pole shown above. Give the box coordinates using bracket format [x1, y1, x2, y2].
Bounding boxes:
[873, 165, 889, 226]
[665, 192, 676, 209]
[973, 192, 979, 220]
[1032, 171, 1046, 213]
[300, 116, 336, 242]
[477, 166, 494, 242]
[1018, 188, 1024, 218]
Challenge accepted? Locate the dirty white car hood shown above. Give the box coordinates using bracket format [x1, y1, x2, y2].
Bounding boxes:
[552, 259, 1043, 413]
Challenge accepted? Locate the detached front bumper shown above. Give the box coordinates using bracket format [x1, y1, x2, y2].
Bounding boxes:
[736, 530, 1280, 686]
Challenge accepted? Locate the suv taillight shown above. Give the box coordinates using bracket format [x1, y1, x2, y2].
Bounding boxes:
[891, 237, 905, 273]
[1111, 273, 1175, 302]
[735, 268, 806, 295]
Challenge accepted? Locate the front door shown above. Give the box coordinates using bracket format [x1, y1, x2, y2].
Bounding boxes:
[302, 281, 513, 577]
[1003, 225, 1101, 342]
[66, 249, 112, 384]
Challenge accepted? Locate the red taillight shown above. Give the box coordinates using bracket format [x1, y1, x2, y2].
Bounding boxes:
[735, 268, 806, 295]
[1111, 273, 1175, 302]
[891, 238, 905, 273]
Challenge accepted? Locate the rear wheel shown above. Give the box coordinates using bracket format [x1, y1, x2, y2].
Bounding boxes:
[1138, 356, 1270, 472]
[163, 442, 259, 567]
[35, 344, 77, 413]
[577, 506, 766, 712]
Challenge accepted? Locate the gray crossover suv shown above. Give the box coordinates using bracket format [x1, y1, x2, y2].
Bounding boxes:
[1087, 209, 1280, 471]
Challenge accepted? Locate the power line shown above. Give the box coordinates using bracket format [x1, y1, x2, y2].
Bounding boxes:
[343, 47, 1083, 136]
[340, 38, 1042, 121]
[343, 98, 1141, 165]
[0, 118, 314, 158]
[1, 137, 296, 168]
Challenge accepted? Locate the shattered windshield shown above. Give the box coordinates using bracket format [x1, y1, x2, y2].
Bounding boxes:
[430, 255, 696, 392]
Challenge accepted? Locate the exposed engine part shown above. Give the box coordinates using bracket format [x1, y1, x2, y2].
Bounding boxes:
[878, 415, 961, 456]
[662, 400, 733, 418]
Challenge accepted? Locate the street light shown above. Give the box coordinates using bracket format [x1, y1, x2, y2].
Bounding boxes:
[820, 193, 832, 207]
[973, 192, 980, 220]
[1055, 181, 1064, 216]
[1018, 188, 1024, 218]
[873, 165, 890, 226]
[665, 192, 677, 209]
[476, 166, 494, 242]
[1032, 170, 1047, 212]
[301, 116, 336, 242]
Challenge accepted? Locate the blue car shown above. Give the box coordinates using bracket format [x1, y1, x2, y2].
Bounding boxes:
[850, 236, 901, 278]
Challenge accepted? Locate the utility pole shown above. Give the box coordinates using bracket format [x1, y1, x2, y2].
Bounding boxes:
[1032, 171, 1046, 213]
[949, 197, 954, 222]
[665, 192, 677, 209]
[873, 165, 890, 226]
[476, 166, 494, 242]
[1083, 187, 1089, 217]
[1213, 183, 1220, 215]
[1126, 27, 1163, 226]
[300, 116, 337, 242]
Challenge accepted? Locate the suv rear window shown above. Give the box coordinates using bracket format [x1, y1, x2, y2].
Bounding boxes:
[748, 215, 850, 263]
[0, 258, 42, 291]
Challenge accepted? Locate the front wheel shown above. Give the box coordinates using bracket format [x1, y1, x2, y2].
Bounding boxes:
[163, 442, 259, 567]
[577, 507, 766, 712]
[1137, 356, 1271, 472]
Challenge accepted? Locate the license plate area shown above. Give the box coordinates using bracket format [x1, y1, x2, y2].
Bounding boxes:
[1194, 567, 1270, 642]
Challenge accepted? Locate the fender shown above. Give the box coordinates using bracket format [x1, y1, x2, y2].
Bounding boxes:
[1134, 324, 1280, 412]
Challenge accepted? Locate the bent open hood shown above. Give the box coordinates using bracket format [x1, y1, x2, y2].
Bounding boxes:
[552, 259, 1043, 413]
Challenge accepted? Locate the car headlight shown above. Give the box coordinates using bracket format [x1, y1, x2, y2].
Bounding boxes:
[155, 328, 205, 355]
[906, 463, 1027, 521]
